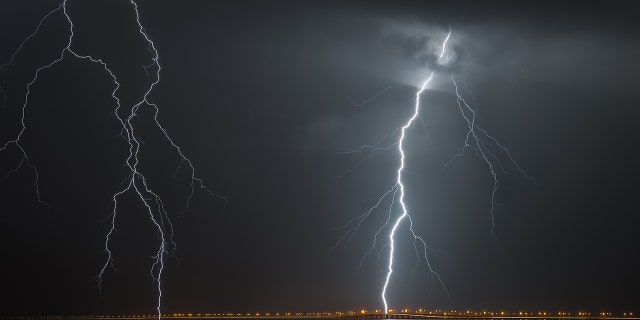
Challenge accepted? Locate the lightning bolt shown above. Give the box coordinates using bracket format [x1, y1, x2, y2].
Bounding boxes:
[381, 70, 439, 313]
[0, 1, 222, 318]
[337, 28, 531, 313]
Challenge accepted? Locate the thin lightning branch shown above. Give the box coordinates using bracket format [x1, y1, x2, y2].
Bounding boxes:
[0, 4, 63, 72]
[348, 83, 407, 108]
[0, 3, 63, 109]
[449, 74, 499, 234]
[356, 185, 397, 272]
[337, 130, 400, 178]
[0, 3, 65, 208]
[332, 185, 397, 252]
[406, 214, 449, 298]
[448, 75, 532, 236]
[0, 1, 221, 318]
[339, 130, 399, 155]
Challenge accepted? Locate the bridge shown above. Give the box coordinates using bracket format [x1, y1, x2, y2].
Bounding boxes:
[1, 314, 637, 320]
[342, 315, 639, 320]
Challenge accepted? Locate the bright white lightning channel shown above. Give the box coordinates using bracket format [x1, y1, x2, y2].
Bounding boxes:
[381, 70, 436, 313]
[380, 30, 450, 313]
[0, 1, 221, 318]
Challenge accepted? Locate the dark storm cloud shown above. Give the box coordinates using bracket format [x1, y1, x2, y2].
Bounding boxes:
[301, 1, 640, 157]
[1, 0, 639, 316]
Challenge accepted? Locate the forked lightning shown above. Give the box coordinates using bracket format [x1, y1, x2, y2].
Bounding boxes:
[0, 1, 221, 318]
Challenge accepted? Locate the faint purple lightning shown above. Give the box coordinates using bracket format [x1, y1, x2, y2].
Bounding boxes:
[0, 1, 222, 318]
[337, 28, 531, 312]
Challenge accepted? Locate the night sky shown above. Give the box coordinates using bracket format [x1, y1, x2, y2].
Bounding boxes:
[1, 0, 639, 316]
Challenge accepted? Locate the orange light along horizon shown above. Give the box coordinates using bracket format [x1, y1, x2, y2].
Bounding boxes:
[4, 309, 636, 319]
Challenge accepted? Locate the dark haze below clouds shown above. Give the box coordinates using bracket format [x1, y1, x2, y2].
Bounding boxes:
[0, 0, 638, 315]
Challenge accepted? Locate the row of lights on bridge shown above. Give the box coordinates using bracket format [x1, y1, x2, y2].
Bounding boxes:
[3, 311, 634, 319]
